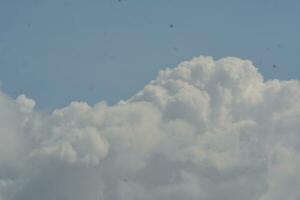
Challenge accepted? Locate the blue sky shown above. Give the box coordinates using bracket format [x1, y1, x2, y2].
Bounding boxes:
[1, 2, 300, 199]
[0, 0, 299, 109]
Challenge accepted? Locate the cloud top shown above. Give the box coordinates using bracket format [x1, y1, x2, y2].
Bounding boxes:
[0, 56, 300, 200]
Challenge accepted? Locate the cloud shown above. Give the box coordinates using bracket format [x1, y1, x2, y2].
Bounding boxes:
[0, 55, 300, 200]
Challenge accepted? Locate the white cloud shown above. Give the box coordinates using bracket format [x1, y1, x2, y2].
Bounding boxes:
[16, 95, 35, 114]
[0, 55, 300, 200]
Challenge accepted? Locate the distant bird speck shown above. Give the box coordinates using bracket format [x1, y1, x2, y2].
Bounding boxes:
[88, 86, 94, 92]
[169, 24, 174, 28]
[63, 1, 71, 7]
[272, 64, 277, 68]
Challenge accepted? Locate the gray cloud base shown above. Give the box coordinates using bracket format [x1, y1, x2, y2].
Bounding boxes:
[0, 56, 300, 200]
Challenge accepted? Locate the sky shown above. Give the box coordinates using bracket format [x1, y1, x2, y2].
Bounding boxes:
[1, 55, 300, 200]
[0, 0, 300, 200]
[0, 0, 299, 109]
[1, 2, 300, 198]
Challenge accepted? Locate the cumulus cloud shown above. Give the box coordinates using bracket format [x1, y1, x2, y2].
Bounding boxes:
[0, 55, 300, 200]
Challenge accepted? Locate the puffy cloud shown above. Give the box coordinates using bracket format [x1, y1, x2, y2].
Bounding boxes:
[0, 55, 300, 200]
[16, 95, 35, 114]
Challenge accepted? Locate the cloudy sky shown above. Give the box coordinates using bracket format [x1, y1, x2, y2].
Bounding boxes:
[0, 1, 300, 200]
[0, 0, 299, 109]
